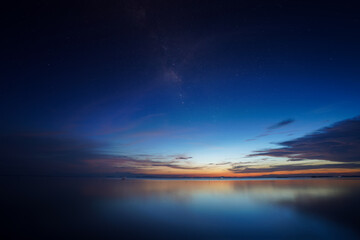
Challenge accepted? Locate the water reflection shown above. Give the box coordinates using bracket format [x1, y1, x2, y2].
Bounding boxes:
[1, 177, 359, 239]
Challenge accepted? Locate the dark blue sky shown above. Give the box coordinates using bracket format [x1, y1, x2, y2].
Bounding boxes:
[2, 1, 360, 176]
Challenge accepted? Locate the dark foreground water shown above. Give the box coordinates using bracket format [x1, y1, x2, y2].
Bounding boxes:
[1, 177, 360, 239]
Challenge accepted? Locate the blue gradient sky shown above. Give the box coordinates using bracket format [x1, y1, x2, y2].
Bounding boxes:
[2, 1, 360, 176]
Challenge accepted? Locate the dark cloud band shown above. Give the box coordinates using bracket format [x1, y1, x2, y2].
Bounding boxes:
[229, 163, 360, 174]
[249, 116, 360, 163]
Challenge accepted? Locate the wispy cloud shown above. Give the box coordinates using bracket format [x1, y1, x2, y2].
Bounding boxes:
[175, 156, 192, 160]
[95, 113, 165, 136]
[86, 157, 202, 172]
[267, 119, 295, 130]
[245, 119, 295, 141]
[215, 162, 232, 165]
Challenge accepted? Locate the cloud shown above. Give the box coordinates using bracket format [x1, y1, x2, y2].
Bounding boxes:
[0, 135, 200, 176]
[95, 113, 165, 136]
[267, 119, 295, 130]
[249, 116, 360, 162]
[175, 156, 192, 160]
[229, 163, 360, 174]
[245, 119, 295, 141]
[87, 157, 201, 172]
[215, 162, 232, 165]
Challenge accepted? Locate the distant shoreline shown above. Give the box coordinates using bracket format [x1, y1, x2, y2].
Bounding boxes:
[1, 175, 360, 180]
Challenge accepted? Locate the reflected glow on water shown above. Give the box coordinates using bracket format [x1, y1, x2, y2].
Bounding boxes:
[1, 178, 360, 239]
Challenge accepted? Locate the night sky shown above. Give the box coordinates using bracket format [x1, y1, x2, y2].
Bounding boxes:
[2, 0, 360, 177]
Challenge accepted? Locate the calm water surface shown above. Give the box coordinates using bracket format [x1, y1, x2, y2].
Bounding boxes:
[1, 177, 360, 239]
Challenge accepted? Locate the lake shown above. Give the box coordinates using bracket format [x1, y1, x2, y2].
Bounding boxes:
[1, 177, 360, 239]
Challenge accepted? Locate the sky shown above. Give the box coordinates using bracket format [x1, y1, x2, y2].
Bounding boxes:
[1, 0, 360, 177]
